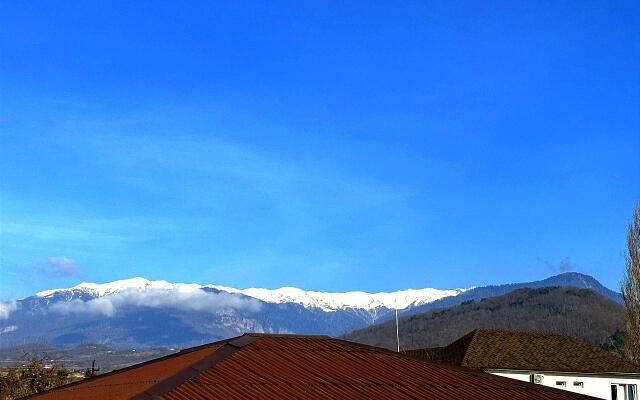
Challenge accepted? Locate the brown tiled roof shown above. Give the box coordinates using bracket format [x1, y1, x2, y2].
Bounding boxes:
[404, 328, 640, 374]
[25, 333, 598, 400]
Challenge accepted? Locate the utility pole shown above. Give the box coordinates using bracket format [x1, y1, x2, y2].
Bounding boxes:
[87, 360, 99, 377]
[395, 300, 400, 353]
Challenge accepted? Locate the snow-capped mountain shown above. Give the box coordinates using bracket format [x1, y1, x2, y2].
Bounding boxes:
[35, 277, 466, 312]
[208, 285, 465, 311]
[0, 278, 466, 349]
[0, 273, 619, 350]
[36, 277, 187, 298]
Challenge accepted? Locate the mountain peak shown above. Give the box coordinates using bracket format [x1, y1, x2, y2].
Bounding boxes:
[35, 277, 174, 297]
[544, 272, 611, 291]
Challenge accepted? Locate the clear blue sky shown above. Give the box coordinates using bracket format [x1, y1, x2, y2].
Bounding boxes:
[1, 1, 639, 299]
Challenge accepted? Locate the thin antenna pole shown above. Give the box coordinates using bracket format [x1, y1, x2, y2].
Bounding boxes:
[395, 302, 400, 353]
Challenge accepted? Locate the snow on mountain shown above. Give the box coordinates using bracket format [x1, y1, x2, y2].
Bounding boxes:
[207, 285, 467, 311]
[36, 277, 194, 298]
[3, 273, 616, 349]
[35, 277, 468, 312]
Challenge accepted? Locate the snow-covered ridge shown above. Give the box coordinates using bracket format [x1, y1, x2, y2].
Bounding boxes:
[207, 285, 467, 311]
[36, 277, 468, 312]
[36, 277, 200, 298]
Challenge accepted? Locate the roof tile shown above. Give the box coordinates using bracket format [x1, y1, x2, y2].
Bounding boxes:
[404, 328, 639, 373]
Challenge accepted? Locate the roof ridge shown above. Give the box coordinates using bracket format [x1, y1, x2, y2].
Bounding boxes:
[244, 332, 331, 339]
[329, 337, 409, 354]
[130, 335, 261, 400]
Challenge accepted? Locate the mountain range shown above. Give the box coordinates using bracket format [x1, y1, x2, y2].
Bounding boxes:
[0, 272, 622, 349]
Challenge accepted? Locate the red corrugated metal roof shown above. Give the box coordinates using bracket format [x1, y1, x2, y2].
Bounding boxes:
[24, 333, 598, 400]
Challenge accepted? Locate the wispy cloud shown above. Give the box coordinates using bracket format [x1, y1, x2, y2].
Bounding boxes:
[3, 221, 130, 245]
[37, 257, 83, 278]
[82, 133, 408, 211]
[2, 215, 213, 252]
[2, 107, 415, 293]
[48, 288, 261, 317]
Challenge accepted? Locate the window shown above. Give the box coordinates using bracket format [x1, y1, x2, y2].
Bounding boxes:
[612, 384, 637, 400]
[556, 381, 566, 386]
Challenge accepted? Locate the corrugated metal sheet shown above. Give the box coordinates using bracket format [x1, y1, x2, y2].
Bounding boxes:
[24, 334, 598, 400]
[160, 335, 595, 400]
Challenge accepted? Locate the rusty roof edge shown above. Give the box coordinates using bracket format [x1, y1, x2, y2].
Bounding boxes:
[129, 335, 261, 400]
[18, 335, 244, 400]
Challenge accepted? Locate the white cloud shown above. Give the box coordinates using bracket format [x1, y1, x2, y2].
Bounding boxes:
[39, 256, 83, 278]
[0, 325, 18, 334]
[48, 288, 261, 317]
[0, 301, 18, 319]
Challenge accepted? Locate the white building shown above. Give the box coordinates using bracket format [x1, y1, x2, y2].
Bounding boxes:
[404, 328, 640, 400]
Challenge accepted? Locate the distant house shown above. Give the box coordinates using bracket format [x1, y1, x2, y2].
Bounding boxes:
[404, 328, 640, 400]
[24, 333, 594, 400]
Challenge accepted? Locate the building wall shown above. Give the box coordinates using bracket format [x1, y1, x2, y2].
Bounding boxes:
[488, 370, 640, 400]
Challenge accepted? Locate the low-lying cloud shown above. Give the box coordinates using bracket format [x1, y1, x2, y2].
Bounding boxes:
[48, 288, 261, 317]
[0, 301, 18, 319]
[51, 297, 116, 316]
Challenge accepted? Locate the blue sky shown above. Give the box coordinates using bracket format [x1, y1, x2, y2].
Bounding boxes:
[1, 1, 639, 299]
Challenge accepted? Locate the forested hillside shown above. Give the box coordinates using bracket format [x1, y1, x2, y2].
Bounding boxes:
[343, 287, 624, 350]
